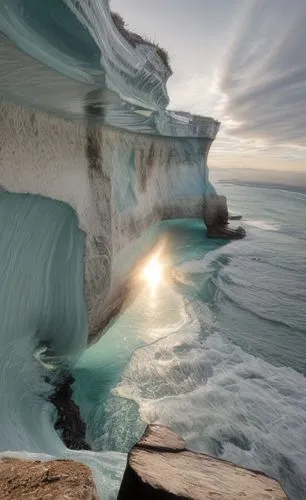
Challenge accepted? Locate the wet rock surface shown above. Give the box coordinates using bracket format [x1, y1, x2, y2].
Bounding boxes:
[207, 225, 246, 239]
[118, 425, 288, 500]
[0, 458, 98, 499]
[203, 194, 246, 239]
[49, 374, 91, 451]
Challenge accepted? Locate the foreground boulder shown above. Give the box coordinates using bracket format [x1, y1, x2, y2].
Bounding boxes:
[118, 425, 288, 500]
[0, 458, 98, 499]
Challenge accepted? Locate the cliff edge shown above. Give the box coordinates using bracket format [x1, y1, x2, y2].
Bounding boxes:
[118, 425, 288, 500]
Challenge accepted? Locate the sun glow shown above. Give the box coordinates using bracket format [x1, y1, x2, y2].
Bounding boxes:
[142, 253, 163, 298]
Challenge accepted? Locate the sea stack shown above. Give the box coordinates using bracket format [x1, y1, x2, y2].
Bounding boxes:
[118, 425, 287, 500]
[203, 194, 246, 239]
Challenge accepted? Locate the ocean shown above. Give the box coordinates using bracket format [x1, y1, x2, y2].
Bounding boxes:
[73, 169, 306, 499]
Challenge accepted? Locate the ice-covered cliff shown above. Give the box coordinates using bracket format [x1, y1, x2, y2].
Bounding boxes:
[0, 99, 218, 336]
[0, 0, 219, 337]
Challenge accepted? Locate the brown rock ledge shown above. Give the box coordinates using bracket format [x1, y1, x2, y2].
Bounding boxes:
[118, 425, 288, 500]
[0, 458, 98, 499]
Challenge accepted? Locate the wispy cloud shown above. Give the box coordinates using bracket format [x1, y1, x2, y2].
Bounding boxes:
[219, 0, 306, 148]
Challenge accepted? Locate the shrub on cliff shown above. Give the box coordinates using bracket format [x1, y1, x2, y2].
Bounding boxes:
[111, 12, 172, 73]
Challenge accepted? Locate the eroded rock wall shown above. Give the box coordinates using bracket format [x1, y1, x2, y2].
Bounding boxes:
[0, 100, 214, 338]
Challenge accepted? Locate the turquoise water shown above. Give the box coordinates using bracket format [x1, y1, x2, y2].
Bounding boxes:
[74, 176, 306, 499]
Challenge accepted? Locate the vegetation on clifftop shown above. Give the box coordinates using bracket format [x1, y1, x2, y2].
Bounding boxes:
[111, 12, 172, 74]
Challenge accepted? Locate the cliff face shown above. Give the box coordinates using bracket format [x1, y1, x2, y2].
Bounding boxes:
[0, 99, 217, 339]
[0, 0, 220, 340]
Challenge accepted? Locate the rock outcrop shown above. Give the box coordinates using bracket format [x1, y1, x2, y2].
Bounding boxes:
[48, 374, 91, 451]
[118, 425, 288, 500]
[0, 458, 98, 499]
[203, 194, 246, 239]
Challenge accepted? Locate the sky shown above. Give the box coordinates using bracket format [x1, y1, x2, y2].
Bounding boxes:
[111, 0, 306, 172]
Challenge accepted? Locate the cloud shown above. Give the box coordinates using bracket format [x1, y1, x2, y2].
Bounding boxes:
[168, 74, 219, 117]
[219, 0, 306, 148]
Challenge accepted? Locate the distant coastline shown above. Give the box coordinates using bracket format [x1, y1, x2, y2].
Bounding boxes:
[210, 167, 306, 193]
[217, 179, 306, 195]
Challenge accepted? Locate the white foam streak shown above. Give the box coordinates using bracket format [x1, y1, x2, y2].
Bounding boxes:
[115, 331, 306, 497]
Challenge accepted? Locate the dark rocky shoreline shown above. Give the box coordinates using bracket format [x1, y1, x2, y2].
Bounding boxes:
[49, 374, 91, 451]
